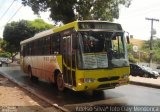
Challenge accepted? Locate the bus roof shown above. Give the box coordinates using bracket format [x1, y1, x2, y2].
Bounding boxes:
[20, 21, 78, 45]
[20, 20, 121, 45]
[20, 28, 54, 45]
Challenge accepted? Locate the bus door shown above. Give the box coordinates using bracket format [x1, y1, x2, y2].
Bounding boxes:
[62, 34, 76, 87]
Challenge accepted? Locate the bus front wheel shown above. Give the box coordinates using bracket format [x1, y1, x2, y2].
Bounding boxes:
[56, 73, 65, 91]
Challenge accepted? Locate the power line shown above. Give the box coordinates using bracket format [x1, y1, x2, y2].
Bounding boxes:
[7, 5, 23, 23]
[0, 5, 23, 30]
[0, 0, 16, 20]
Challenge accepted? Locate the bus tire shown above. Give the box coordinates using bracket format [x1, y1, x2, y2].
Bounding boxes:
[54, 70, 59, 84]
[56, 73, 65, 91]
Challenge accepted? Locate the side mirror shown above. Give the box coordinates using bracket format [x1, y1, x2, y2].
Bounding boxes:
[125, 31, 131, 44]
[126, 36, 130, 44]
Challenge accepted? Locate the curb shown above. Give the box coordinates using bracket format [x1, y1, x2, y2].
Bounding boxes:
[129, 81, 160, 89]
[0, 71, 69, 112]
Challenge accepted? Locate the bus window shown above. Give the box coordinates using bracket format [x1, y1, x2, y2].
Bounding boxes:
[72, 33, 77, 68]
[112, 35, 125, 59]
[77, 31, 128, 69]
[79, 32, 105, 53]
[42, 36, 51, 55]
[51, 34, 60, 55]
[28, 43, 32, 56]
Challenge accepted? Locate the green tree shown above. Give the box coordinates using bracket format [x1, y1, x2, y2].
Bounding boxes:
[0, 39, 11, 59]
[127, 44, 133, 52]
[29, 19, 53, 32]
[141, 39, 160, 63]
[3, 19, 53, 61]
[0, 38, 3, 47]
[0, 51, 11, 58]
[127, 44, 139, 63]
[21, 0, 131, 23]
[3, 20, 33, 50]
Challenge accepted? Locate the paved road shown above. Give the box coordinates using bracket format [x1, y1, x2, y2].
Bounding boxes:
[0, 66, 160, 111]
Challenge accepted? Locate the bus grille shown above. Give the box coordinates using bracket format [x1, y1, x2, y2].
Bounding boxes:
[98, 76, 119, 82]
[97, 83, 118, 89]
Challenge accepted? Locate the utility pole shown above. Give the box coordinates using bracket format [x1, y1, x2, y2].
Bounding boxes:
[145, 18, 159, 67]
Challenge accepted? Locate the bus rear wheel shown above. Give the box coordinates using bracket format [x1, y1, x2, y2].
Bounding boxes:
[56, 73, 65, 91]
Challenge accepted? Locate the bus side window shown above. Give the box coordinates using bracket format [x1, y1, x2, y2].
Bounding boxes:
[42, 37, 48, 55]
[46, 36, 51, 55]
[39, 38, 43, 55]
[51, 34, 60, 55]
[29, 43, 32, 56]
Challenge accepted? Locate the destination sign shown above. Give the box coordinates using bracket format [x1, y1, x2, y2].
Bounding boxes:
[78, 22, 122, 30]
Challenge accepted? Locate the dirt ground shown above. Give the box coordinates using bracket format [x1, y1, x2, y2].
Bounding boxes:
[0, 75, 63, 112]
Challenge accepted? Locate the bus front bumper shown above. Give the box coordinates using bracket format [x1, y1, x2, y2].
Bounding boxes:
[72, 78, 129, 91]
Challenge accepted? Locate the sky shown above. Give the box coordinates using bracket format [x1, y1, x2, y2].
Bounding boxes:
[0, 0, 53, 38]
[115, 0, 160, 40]
[0, 0, 160, 40]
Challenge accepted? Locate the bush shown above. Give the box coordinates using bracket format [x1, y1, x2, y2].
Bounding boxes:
[128, 53, 138, 63]
[0, 52, 11, 58]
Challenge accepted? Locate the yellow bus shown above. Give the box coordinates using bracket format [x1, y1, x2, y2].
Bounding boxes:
[20, 20, 130, 92]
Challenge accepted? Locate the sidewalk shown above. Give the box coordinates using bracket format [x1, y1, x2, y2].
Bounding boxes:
[0, 75, 63, 112]
[129, 76, 160, 89]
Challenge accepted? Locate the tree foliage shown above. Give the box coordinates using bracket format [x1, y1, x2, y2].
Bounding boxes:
[3, 19, 53, 58]
[127, 44, 139, 63]
[0, 39, 11, 58]
[3, 20, 32, 52]
[21, 0, 132, 23]
[0, 51, 11, 58]
[28, 19, 53, 32]
[141, 39, 160, 63]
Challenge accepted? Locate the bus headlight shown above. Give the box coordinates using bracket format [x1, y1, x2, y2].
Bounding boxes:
[80, 78, 96, 83]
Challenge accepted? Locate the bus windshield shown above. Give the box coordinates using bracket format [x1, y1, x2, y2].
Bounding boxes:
[77, 31, 129, 69]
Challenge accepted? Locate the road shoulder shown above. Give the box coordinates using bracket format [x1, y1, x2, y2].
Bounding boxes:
[129, 76, 160, 89]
